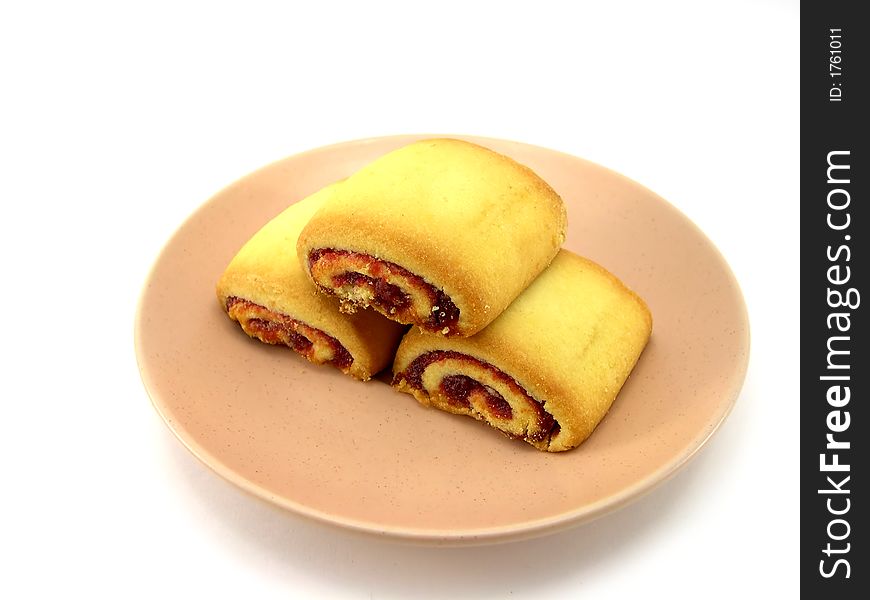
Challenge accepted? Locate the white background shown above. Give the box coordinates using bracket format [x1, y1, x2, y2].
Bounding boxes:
[0, 1, 799, 597]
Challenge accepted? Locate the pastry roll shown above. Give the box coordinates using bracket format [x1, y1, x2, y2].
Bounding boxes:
[216, 184, 406, 381]
[297, 138, 567, 337]
[392, 250, 652, 452]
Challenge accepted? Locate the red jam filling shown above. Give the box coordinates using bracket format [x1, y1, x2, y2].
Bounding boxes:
[246, 318, 313, 352]
[441, 374, 513, 419]
[308, 248, 460, 331]
[225, 297, 353, 370]
[396, 350, 556, 442]
[331, 271, 411, 311]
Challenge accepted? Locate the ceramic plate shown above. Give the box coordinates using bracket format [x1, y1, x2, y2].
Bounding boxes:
[135, 135, 749, 544]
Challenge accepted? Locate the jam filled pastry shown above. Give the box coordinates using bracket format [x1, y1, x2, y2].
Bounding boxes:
[297, 138, 567, 337]
[392, 250, 652, 452]
[216, 184, 407, 381]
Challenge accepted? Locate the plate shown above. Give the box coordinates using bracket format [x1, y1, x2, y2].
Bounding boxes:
[135, 135, 749, 544]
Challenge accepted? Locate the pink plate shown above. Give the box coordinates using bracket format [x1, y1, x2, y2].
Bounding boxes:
[135, 135, 749, 544]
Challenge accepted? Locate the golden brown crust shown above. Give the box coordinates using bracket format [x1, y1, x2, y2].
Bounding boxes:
[297, 138, 567, 337]
[392, 250, 653, 451]
[216, 184, 407, 381]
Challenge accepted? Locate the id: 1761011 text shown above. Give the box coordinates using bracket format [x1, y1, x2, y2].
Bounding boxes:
[829, 29, 843, 102]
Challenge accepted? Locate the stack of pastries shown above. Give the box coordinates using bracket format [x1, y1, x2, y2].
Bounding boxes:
[217, 138, 652, 452]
